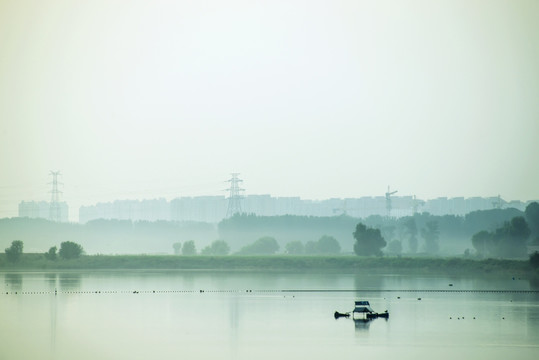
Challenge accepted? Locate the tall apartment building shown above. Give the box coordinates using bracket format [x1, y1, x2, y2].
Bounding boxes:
[18, 201, 69, 222]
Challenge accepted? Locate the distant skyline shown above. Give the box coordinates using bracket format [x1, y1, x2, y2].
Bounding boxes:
[1, 1, 538, 221]
[10, 177, 539, 223]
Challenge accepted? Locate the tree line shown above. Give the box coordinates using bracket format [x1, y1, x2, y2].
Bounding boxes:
[4, 240, 84, 263]
[217, 207, 530, 254]
[470, 202, 538, 258]
[0, 218, 217, 254]
[1, 203, 537, 259]
[353, 202, 539, 258]
[170, 235, 341, 256]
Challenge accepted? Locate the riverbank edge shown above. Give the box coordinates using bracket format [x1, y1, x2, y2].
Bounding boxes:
[0, 254, 534, 277]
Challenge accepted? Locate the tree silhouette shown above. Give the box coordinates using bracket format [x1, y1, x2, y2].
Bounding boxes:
[421, 221, 440, 254]
[353, 223, 386, 256]
[495, 216, 530, 258]
[182, 240, 196, 255]
[44, 246, 57, 261]
[525, 202, 539, 244]
[59, 241, 84, 259]
[471, 230, 492, 257]
[5, 240, 23, 262]
[237, 236, 279, 255]
[285, 241, 304, 255]
[316, 235, 341, 254]
[530, 251, 539, 269]
[403, 218, 418, 254]
[201, 240, 230, 255]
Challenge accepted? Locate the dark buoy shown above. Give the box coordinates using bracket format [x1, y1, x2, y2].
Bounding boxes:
[334, 311, 350, 319]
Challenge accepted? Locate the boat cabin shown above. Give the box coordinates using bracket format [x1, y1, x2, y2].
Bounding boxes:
[352, 301, 374, 320]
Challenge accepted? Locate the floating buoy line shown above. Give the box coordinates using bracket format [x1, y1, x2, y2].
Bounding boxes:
[1, 289, 256, 296]
[1, 289, 538, 296]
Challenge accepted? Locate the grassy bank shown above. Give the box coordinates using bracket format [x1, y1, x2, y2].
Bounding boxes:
[0, 253, 533, 277]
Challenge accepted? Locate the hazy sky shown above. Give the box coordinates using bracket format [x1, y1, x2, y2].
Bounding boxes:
[1, 0, 538, 221]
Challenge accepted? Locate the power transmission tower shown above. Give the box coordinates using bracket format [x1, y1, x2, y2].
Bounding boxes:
[225, 173, 244, 218]
[48, 171, 63, 222]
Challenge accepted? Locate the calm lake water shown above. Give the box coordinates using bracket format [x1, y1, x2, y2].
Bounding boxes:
[1, 270, 538, 360]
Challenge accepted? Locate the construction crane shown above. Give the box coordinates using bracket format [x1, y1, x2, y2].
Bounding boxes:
[385, 186, 397, 218]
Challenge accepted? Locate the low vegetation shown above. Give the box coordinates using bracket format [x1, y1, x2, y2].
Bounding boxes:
[0, 253, 533, 278]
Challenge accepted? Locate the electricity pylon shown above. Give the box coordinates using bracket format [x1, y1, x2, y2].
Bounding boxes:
[48, 171, 62, 222]
[225, 173, 244, 218]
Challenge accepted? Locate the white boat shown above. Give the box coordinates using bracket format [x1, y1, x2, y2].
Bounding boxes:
[352, 301, 389, 320]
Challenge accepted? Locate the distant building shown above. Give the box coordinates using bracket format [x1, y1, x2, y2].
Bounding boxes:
[76, 195, 532, 224]
[79, 198, 169, 223]
[243, 194, 275, 216]
[423, 196, 526, 216]
[18, 201, 69, 222]
[170, 196, 226, 223]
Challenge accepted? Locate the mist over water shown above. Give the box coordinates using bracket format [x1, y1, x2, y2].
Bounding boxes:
[1, 0, 539, 358]
[2, 271, 538, 360]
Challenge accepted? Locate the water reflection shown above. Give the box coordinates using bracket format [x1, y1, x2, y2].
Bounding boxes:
[182, 271, 196, 288]
[353, 318, 371, 331]
[229, 296, 239, 359]
[44, 273, 57, 290]
[529, 277, 539, 290]
[353, 274, 385, 291]
[333, 313, 372, 332]
[1, 271, 538, 360]
[335, 311, 388, 332]
[50, 287, 58, 360]
[58, 273, 81, 291]
[4, 273, 23, 291]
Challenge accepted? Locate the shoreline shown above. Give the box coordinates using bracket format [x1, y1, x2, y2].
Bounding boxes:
[0, 254, 533, 277]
